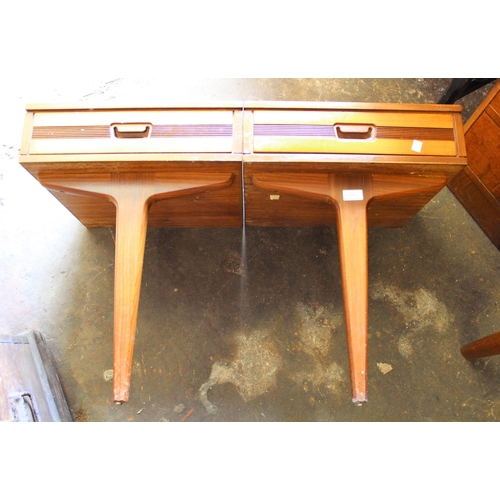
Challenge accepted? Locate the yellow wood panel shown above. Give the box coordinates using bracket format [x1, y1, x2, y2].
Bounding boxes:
[29, 137, 234, 155]
[20, 111, 34, 155]
[253, 110, 454, 128]
[244, 100, 462, 112]
[253, 137, 457, 156]
[33, 110, 234, 127]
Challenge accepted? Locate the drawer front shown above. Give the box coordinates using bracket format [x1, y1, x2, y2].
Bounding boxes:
[28, 109, 238, 154]
[250, 110, 457, 156]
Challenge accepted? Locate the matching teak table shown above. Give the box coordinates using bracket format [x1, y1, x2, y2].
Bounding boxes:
[18, 101, 467, 404]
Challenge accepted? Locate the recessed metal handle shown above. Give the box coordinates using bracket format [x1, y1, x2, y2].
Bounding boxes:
[112, 123, 152, 138]
[335, 124, 374, 140]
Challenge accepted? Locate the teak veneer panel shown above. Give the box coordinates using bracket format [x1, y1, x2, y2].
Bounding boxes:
[448, 81, 500, 249]
[19, 100, 466, 405]
[33, 162, 243, 228]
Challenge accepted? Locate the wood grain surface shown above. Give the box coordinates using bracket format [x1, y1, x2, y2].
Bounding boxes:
[448, 80, 500, 250]
[18, 100, 466, 404]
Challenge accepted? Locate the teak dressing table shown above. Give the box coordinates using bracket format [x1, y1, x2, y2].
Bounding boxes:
[19, 101, 466, 404]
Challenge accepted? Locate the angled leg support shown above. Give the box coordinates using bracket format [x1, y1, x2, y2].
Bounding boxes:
[40, 172, 234, 402]
[252, 172, 446, 403]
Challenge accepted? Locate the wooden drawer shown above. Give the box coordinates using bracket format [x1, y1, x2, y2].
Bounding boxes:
[23, 107, 241, 155]
[19, 103, 245, 229]
[243, 101, 466, 227]
[245, 102, 461, 157]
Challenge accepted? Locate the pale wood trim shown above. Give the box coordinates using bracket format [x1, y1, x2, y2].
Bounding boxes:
[27, 100, 463, 113]
[19, 111, 34, 155]
[244, 100, 463, 112]
[253, 110, 455, 128]
[242, 110, 254, 153]
[29, 137, 234, 155]
[33, 110, 235, 127]
[27, 101, 245, 111]
[453, 113, 467, 158]
[232, 110, 243, 154]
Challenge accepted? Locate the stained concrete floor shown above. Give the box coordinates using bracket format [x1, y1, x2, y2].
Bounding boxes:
[2, 78, 500, 422]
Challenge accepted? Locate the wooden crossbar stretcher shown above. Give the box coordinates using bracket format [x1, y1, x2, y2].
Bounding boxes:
[18, 100, 466, 404]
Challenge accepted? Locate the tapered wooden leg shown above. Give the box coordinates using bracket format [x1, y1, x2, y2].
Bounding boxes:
[251, 172, 446, 403]
[251, 172, 372, 402]
[40, 172, 234, 402]
[461, 331, 500, 360]
[112, 190, 149, 402]
[331, 175, 373, 403]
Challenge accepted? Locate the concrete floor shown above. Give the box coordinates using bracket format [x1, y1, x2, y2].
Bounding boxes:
[2, 78, 500, 422]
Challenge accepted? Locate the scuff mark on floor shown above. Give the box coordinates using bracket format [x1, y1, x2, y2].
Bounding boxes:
[371, 283, 453, 359]
[288, 303, 345, 395]
[397, 334, 414, 358]
[220, 249, 244, 275]
[199, 330, 282, 414]
[199, 302, 347, 414]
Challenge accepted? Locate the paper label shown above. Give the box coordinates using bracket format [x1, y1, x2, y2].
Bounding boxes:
[411, 139, 423, 153]
[342, 189, 364, 201]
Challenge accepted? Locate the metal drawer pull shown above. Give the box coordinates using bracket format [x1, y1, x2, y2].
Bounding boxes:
[335, 124, 374, 140]
[113, 123, 152, 138]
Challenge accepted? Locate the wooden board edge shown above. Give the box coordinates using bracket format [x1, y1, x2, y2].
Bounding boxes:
[26, 101, 245, 111]
[232, 110, 243, 154]
[25, 100, 464, 113]
[26, 330, 73, 422]
[18, 153, 245, 164]
[243, 110, 254, 153]
[242, 153, 468, 166]
[464, 80, 500, 133]
[453, 113, 467, 158]
[243, 100, 464, 112]
[19, 111, 34, 155]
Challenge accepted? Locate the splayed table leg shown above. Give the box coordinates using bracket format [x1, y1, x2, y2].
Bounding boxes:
[40, 172, 234, 402]
[251, 172, 446, 403]
[330, 175, 372, 403]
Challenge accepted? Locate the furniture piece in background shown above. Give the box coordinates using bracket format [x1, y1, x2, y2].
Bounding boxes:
[446, 82, 500, 364]
[0, 330, 73, 421]
[438, 78, 497, 104]
[19, 101, 466, 404]
[461, 330, 500, 360]
[448, 80, 500, 249]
